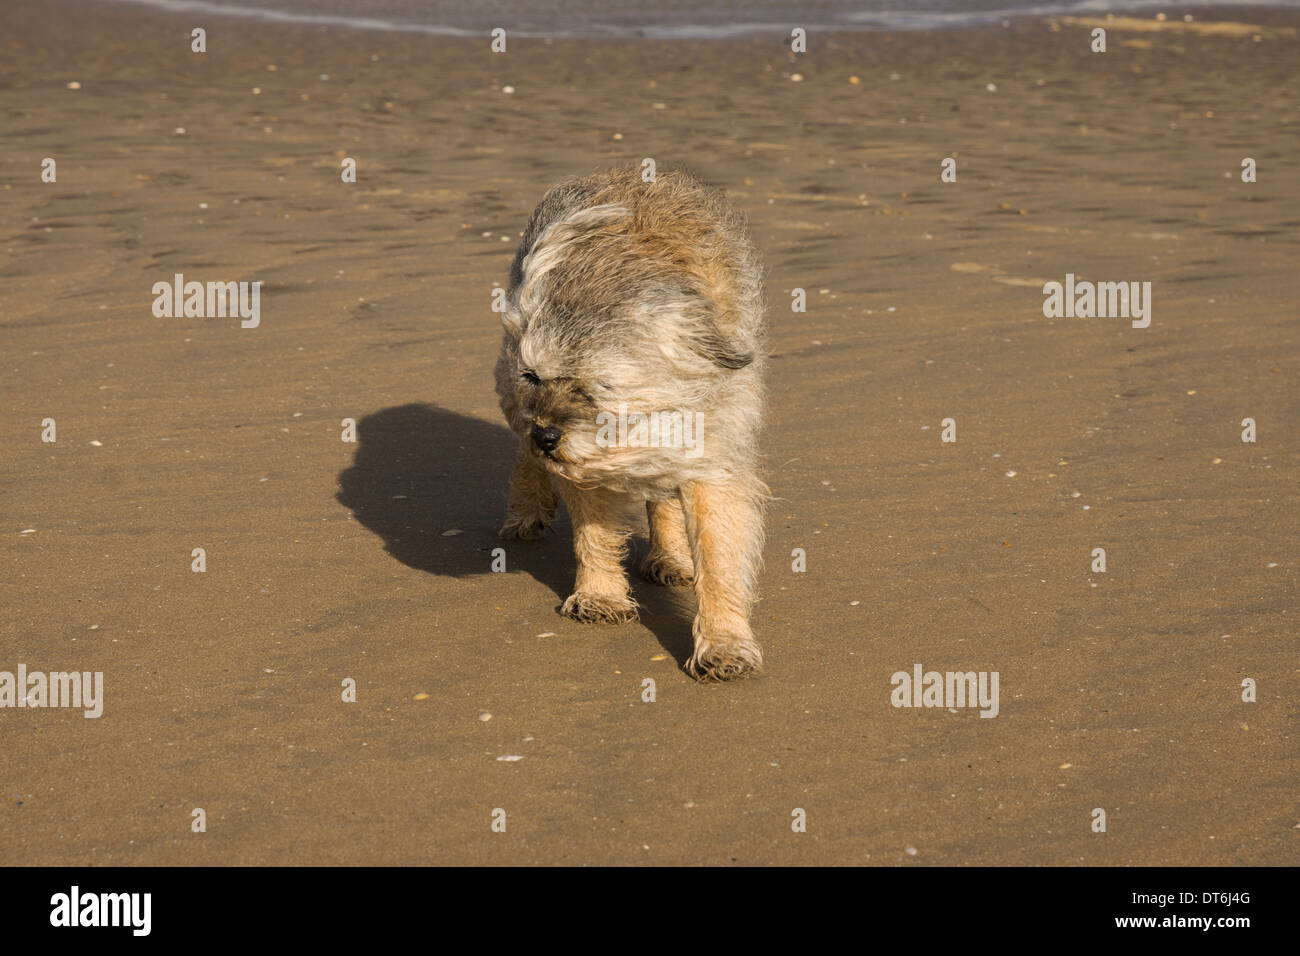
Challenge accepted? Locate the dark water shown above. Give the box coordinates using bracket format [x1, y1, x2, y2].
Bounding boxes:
[101, 0, 1300, 37]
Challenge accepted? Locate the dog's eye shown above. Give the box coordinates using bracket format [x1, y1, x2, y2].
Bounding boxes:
[575, 387, 595, 404]
[520, 369, 541, 386]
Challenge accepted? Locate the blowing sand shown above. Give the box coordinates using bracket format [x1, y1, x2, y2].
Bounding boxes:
[1, 0, 1296, 864]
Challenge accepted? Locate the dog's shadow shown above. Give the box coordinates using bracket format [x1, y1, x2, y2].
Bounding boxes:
[336, 403, 697, 667]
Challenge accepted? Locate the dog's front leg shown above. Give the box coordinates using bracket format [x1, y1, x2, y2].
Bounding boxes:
[557, 482, 638, 624]
[680, 481, 764, 680]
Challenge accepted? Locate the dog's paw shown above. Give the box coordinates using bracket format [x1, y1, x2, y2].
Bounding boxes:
[640, 553, 695, 587]
[498, 513, 549, 540]
[561, 591, 638, 625]
[686, 633, 763, 682]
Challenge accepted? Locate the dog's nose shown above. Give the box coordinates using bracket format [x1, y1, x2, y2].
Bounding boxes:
[530, 423, 563, 453]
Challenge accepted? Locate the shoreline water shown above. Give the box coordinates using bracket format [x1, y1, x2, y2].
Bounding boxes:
[94, 0, 1300, 38]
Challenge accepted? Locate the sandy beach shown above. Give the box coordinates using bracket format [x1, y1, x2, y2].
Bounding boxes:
[1, 0, 1297, 865]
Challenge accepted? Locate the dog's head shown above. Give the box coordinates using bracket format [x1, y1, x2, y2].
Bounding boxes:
[499, 318, 648, 477]
[499, 202, 754, 480]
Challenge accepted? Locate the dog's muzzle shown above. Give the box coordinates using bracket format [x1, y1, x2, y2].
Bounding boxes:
[530, 423, 563, 454]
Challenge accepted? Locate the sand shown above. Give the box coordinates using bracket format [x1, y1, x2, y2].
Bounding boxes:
[1, 0, 1296, 865]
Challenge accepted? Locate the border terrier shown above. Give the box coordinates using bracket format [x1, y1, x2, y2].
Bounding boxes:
[494, 165, 767, 681]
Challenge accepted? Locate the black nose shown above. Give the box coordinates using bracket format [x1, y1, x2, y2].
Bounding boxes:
[531, 423, 562, 453]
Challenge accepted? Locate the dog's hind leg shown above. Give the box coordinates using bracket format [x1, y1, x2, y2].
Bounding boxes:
[499, 445, 559, 540]
[641, 498, 695, 587]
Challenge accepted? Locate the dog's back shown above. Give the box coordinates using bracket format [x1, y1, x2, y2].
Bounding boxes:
[506, 166, 764, 363]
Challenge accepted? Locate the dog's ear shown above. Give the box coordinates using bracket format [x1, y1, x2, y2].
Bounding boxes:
[501, 304, 523, 337]
[647, 282, 754, 370]
[688, 324, 753, 369]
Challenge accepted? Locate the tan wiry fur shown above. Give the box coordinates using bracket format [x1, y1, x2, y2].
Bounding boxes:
[494, 165, 767, 681]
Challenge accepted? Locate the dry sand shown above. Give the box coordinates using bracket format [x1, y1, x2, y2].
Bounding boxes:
[1, 0, 1297, 864]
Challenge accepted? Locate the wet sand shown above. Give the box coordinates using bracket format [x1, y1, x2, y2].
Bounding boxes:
[1, 0, 1297, 864]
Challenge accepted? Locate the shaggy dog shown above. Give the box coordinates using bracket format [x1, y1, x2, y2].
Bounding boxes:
[495, 165, 767, 681]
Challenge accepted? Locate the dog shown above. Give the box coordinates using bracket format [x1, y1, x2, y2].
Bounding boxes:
[494, 165, 767, 681]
